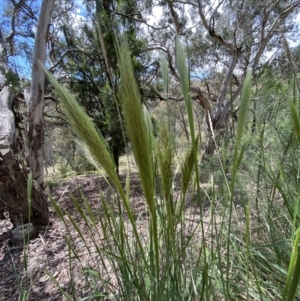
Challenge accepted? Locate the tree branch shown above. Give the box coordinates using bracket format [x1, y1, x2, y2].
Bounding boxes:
[113, 11, 169, 31]
[252, 0, 300, 71]
[167, 0, 182, 35]
[197, 0, 234, 50]
[5, 3, 18, 44]
[175, 0, 197, 8]
[49, 49, 98, 71]
[213, 49, 239, 119]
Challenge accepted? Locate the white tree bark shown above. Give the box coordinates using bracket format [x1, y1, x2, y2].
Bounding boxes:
[0, 25, 49, 226]
[0, 28, 15, 149]
[0, 28, 7, 85]
[27, 0, 55, 185]
[0, 87, 15, 148]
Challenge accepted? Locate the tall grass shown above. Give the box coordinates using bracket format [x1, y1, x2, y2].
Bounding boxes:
[43, 37, 300, 301]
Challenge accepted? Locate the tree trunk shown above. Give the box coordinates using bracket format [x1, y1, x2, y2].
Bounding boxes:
[27, 0, 55, 185]
[0, 151, 49, 226]
[0, 87, 15, 146]
[0, 21, 50, 227]
[0, 95, 49, 227]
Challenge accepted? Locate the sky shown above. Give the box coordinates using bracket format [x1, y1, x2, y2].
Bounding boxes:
[0, 0, 88, 78]
[0, 1, 299, 79]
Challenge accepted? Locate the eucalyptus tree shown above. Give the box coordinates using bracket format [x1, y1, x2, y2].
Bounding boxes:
[0, 0, 56, 226]
[27, 0, 56, 184]
[0, 0, 39, 77]
[142, 0, 300, 151]
[270, 43, 300, 81]
[49, 0, 150, 174]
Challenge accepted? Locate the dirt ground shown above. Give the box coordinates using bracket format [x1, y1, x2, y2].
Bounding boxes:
[0, 172, 208, 301]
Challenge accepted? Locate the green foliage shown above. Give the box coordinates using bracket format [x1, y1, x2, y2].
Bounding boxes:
[58, 164, 68, 178]
[44, 36, 300, 301]
[46, 20, 138, 176]
[4, 1, 300, 299]
[57, 0, 147, 171]
[0, 66, 20, 88]
[44, 179, 59, 189]
[45, 37, 205, 300]
[44, 67, 121, 193]
[74, 154, 96, 174]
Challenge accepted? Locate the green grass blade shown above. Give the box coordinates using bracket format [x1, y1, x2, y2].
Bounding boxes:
[176, 36, 196, 142]
[181, 136, 199, 197]
[115, 39, 155, 215]
[232, 73, 252, 177]
[176, 37, 208, 298]
[47, 270, 73, 301]
[176, 37, 190, 107]
[283, 229, 300, 301]
[44, 63, 150, 273]
[115, 37, 160, 287]
[157, 121, 173, 203]
[27, 172, 33, 244]
[236, 138, 250, 171]
[42, 66, 124, 199]
[27, 171, 33, 207]
[226, 73, 252, 299]
[290, 99, 300, 145]
[160, 56, 169, 96]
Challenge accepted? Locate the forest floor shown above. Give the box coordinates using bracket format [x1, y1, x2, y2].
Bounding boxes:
[0, 172, 212, 301]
